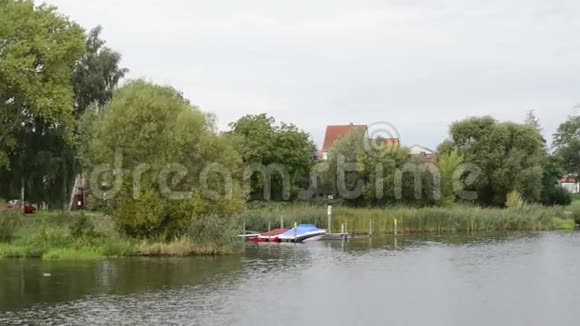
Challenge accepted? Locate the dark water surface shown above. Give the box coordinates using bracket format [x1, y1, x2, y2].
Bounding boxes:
[1, 232, 579, 325]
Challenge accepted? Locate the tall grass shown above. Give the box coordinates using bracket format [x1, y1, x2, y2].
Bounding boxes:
[0, 210, 240, 259]
[0, 208, 19, 242]
[237, 203, 573, 234]
[570, 201, 580, 225]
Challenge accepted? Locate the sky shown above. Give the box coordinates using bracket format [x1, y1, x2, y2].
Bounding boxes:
[46, 0, 580, 149]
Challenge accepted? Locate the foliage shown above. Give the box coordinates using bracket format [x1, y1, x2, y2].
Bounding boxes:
[551, 217, 575, 231]
[540, 161, 572, 206]
[437, 139, 456, 157]
[0, 20, 127, 210]
[319, 128, 436, 206]
[0, 0, 85, 168]
[72, 26, 129, 118]
[228, 114, 316, 201]
[437, 149, 464, 206]
[0, 120, 75, 209]
[505, 191, 525, 209]
[83, 81, 244, 239]
[553, 115, 580, 178]
[524, 110, 542, 133]
[444, 117, 546, 206]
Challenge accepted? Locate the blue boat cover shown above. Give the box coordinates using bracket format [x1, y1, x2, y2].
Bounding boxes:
[279, 224, 321, 238]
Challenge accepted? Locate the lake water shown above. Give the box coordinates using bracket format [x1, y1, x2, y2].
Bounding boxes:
[1, 232, 579, 326]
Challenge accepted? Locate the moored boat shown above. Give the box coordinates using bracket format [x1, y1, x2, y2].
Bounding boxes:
[277, 224, 327, 243]
[246, 228, 288, 243]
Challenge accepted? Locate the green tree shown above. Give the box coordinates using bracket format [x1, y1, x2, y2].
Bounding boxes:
[437, 139, 456, 157]
[437, 149, 464, 206]
[0, 0, 85, 168]
[72, 26, 129, 117]
[62, 26, 128, 209]
[540, 161, 571, 206]
[553, 115, 580, 178]
[446, 117, 545, 206]
[0, 22, 128, 210]
[322, 128, 435, 207]
[228, 114, 316, 201]
[524, 110, 542, 132]
[84, 80, 243, 239]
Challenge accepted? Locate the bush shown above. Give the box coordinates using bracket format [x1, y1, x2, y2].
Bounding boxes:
[542, 186, 572, 206]
[69, 214, 97, 239]
[505, 191, 525, 209]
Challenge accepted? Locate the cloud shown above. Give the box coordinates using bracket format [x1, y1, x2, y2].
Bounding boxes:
[47, 0, 580, 147]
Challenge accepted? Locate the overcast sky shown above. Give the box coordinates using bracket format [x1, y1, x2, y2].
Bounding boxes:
[46, 0, 580, 149]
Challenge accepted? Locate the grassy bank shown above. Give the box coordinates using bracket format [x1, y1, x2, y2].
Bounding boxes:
[0, 210, 239, 260]
[1, 203, 576, 260]
[569, 198, 580, 225]
[238, 203, 576, 235]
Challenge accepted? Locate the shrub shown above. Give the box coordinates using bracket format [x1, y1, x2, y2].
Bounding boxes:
[69, 214, 97, 239]
[542, 186, 572, 206]
[505, 191, 525, 209]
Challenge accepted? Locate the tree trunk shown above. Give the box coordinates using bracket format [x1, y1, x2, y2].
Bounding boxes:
[68, 174, 80, 212]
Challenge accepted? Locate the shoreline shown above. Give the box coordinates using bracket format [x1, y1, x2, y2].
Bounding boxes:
[1, 203, 577, 260]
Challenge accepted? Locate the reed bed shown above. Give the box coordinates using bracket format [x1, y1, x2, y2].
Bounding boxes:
[238, 204, 574, 234]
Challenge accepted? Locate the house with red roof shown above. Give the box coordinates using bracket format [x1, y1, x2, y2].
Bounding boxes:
[320, 124, 368, 160]
[560, 176, 579, 194]
[318, 123, 400, 160]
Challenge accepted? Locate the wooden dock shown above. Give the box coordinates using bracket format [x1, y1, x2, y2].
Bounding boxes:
[320, 233, 353, 240]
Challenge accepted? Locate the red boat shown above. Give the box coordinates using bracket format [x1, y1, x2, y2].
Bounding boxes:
[246, 228, 289, 243]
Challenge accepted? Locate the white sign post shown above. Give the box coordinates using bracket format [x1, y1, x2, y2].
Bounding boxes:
[327, 205, 332, 233]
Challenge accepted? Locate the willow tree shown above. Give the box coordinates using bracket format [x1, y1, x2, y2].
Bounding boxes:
[83, 81, 244, 240]
[446, 117, 546, 206]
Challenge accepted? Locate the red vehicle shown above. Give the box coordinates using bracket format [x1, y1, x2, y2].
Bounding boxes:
[6, 200, 37, 214]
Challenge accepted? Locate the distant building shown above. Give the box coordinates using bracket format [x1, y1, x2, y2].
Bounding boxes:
[409, 145, 437, 163]
[320, 124, 368, 160]
[560, 176, 579, 194]
[318, 124, 400, 160]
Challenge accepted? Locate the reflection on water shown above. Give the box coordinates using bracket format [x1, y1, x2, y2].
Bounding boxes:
[1, 232, 579, 326]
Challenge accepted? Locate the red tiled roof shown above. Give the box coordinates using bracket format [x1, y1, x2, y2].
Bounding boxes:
[560, 176, 577, 183]
[381, 138, 400, 146]
[322, 124, 368, 152]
